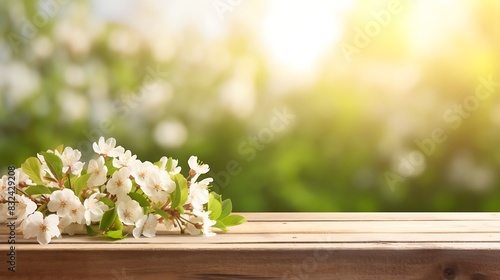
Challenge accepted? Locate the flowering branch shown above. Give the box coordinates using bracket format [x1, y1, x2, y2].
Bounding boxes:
[0, 137, 246, 245]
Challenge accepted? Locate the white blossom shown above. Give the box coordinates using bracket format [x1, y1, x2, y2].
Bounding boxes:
[112, 150, 137, 168]
[56, 147, 84, 175]
[0, 194, 34, 224]
[106, 167, 132, 199]
[185, 216, 202, 236]
[47, 189, 81, 217]
[133, 214, 158, 238]
[158, 156, 181, 175]
[83, 193, 109, 226]
[187, 178, 212, 211]
[0, 194, 37, 224]
[196, 209, 217, 237]
[93, 137, 125, 158]
[68, 203, 85, 224]
[141, 168, 175, 203]
[58, 216, 84, 235]
[23, 212, 60, 245]
[116, 197, 143, 225]
[87, 156, 108, 188]
[130, 160, 155, 187]
[186, 210, 216, 237]
[15, 195, 38, 223]
[188, 156, 210, 182]
[163, 218, 176, 231]
[0, 175, 8, 200]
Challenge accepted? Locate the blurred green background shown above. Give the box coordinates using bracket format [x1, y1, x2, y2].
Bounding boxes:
[1, 0, 500, 211]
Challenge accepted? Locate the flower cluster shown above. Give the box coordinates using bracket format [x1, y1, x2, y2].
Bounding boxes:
[0, 137, 245, 245]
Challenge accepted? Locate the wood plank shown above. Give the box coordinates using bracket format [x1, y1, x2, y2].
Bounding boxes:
[3, 232, 500, 244]
[3, 212, 500, 235]
[2, 213, 500, 279]
[8, 242, 500, 250]
[4, 219, 500, 235]
[7, 245, 500, 279]
[227, 220, 500, 234]
[239, 212, 500, 221]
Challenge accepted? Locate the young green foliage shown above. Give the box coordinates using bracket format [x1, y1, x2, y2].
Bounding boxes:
[208, 192, 222, 220]
[208, 192, 246, 231]
[73, 173, 91, 197]
[21, 157, 45, 185]
[24, 185, 53, 195]
[128, 192, 150, 207]
[170, 174, 188, 209]
[40, 152, 64, 182]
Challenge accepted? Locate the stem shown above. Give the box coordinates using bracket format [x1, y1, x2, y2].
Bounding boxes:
[161, 198, 171, 211]
[16, 187, 42, 204]
[41, 194, 50, 203]
[175, 217, 185, 234]
[67, 174, 72, 189]
[37, 203, 47, 214]
[178, 215, 197, 226]
[58, 179, 65, 190]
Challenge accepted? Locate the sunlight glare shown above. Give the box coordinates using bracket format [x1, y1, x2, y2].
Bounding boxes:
[405, 0, 472, 55]
[259, 1, 353, 76]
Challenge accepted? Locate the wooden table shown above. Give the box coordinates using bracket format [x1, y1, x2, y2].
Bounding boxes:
[2, 213, 500, 279]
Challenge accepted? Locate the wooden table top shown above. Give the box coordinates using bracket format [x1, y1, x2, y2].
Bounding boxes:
[2, 212, 500, 279]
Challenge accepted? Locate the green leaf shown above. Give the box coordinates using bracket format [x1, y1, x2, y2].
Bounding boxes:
[175, 174, 188, 206]
[48, 187, 60, 193]
[212, 220, 228, 232]
[104, 158, 118, 176]
[99, 208, 117, 231]
[110, 216, 124, 231]
[25, 185, 52, 195]
[86, 225, 99, 237]
[219, 199, 233, 220]
[166, 157, 173, 172]
[43, 176, 58, 183]
[64, 176, 71, 189]
[170, 190, 180, 209]
[211, 192, 222, 203]
[21, 157, 44, 185]
[131, 185, 144, 195]
[170, 174, 188, 209]
[103, 229, 127, 240]
[208, 192, 222, 220]
[128, 192, 150, 207]
[40, 152, 64, 182]
[54, 144, 64, 154]
[154, 207, 169, 221]
[99, 197, 115, 208]
[220, 215, 247, 227]
[153, 160, 163, 169]
[73, 173, 91, 197]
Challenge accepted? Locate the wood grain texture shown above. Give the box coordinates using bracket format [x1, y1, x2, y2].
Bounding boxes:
[1, 213, 500, 280]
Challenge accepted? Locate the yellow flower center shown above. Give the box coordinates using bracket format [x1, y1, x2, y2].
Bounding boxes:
[39, 224, 48, 232]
